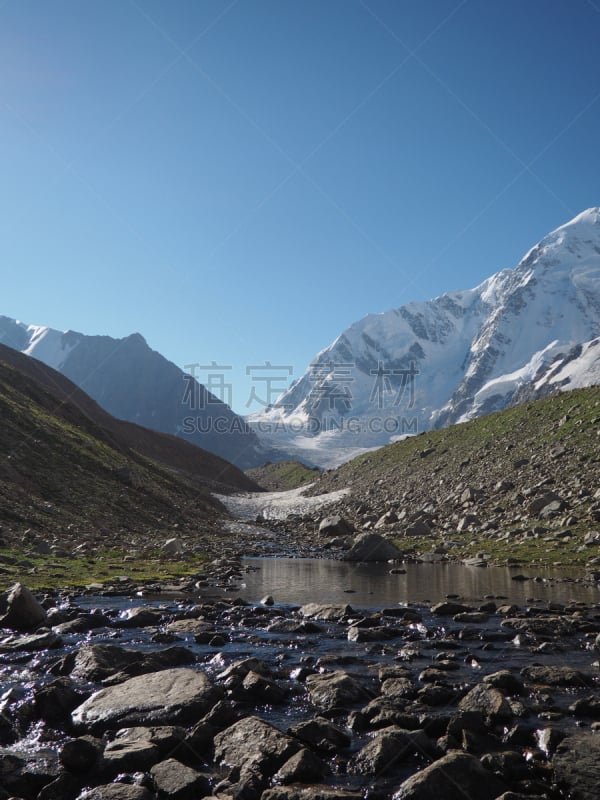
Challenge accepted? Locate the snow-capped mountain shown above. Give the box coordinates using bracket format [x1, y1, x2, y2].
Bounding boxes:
[0, 318, 267, 469]
[250, 208, 600, 467]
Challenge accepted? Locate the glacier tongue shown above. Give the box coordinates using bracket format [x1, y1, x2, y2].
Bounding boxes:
[249, 207, 600, 467]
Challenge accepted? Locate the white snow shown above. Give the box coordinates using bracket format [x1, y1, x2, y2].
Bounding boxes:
[216, 483, 350, 521]
[22, 325, 76, 370]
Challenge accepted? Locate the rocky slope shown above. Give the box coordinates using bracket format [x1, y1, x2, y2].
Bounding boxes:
[0, 317, 268, 469]
[251, 208, 600, 466]
[286, 385, 600, 569]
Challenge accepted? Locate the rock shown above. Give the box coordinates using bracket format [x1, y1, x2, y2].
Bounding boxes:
[343, 533, 402, 562]
[150, 757, 211, 799]
[392, 751, 507, 800]
[349, 727, 435, 775]
[0, 582, 47, 631]
[72, 668, 221, 733]
[430, 601, 473, 616]
[0, 629, 63, 652]
[299, 604, 352, 621]
[458, 683, 513, 723]
[162, 537, 184, 556]
[289, 717, 351, 753]
[528, 491, 565, 516]
[60, 736, 103, 772]
[76, 785, 152, 800]
[34, 677, 84, 724]
[521, 665, 590, 687]
[568, 694, 600, 717]
[305, 671, 371, 711]
[273, 748, 327, 784]
[483, 670, 524, 696]
[262, 788, 362, 800]
[119, 607, 163, 628]
[214, 716, 301, 779]
[52, 613, 109, 634]
[318, 516, 354, 537]
[240, 670, 287, 703]
[71, 643, 194, 682]
[553, 732, 600, 799]
[103, 729, 161, 774]
[405, 519, 431, 536]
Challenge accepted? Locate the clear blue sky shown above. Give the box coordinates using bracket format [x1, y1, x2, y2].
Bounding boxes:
[2, 0, 600, 412]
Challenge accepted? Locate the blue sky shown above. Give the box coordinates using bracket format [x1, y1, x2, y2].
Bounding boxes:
[2, 0, 600, 412]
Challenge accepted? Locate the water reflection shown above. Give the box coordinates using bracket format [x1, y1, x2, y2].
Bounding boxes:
[239, 558, 600, 608]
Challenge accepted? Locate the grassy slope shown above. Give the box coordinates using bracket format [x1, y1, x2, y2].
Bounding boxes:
[246, 460, 321, 490]
[0, 359, 227, 587]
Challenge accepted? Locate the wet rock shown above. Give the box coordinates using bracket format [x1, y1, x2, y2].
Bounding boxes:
[288, 717, 351, 753]
[217, 657, 272, 682]
[273, 748, 327, 784]
[318, 516, 354, 537]
[0, 629, 63, 652]
[483, 670, 524, 696]
[37, 771, 82, 800]
[72, 668, 221, 733]
[150, 757, 211, 799]
[119, 607, 163, 628]
[553, 732, 600, 799]
[534, 727, 565, 757]
[34, 677, 85, 724]
[521, 665, 590, 687]
[430, 601, 473, 616]
[299, 604, 352, 621]
[349, 726, 436, 775]
[103, 729, 161, 774]
[71, 643, 195, 682]
[305, 671, 371, 711]
[343, 533, 402, 562]
[0, 749, 61, 798]
[347, 625, 402, 642]
[76, 784, 152, 800]
[392, 751, 508, 799]
[568, 694, 600, 717]
[214, 716, 301, 780]
[458, 683, 513, 723]
[239, 670, 287, 704]
[262, 788, 362, 800]
[0, 582, 47, 631]
[60, 736, 103, 772]
[52, 613, 110, 634]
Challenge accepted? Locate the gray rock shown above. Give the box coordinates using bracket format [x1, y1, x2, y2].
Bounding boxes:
[349, 727, 435, 775]
[430, 601, 473, 615]
[288, 717, 351, 753]
[305, 671, 371, 711]
[0, 629, 62, 652]
[273, 748, 327, 784]
[299, 604, 352, 621]
[71, 643, 194, 682]
[528, 491, 565, 516]
[392, 751, 507, 799]
[262, 789, 361, 800]
[76, 785, 152, 800]
[150, 757, 210, 799]
[72, 668, 221, 733]
[214, 716, 301, 778]
[318, 515, 354, 537]
[0, 582, 47, 631]
[118, 606, 163, 628]
[343, 533, 402, 562]
[458, 683, 513, 723]
[483, 670, 524, 696]
[553, 732, 600, 799]
[162, 537, 184, 556]
[521, 665, 590, 687]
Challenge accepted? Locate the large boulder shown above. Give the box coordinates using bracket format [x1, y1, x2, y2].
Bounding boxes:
[0, 583, 47, 631]
[392, 751, 507, 799]
[458, 683, 513, 724]
[318, 516, 354, 537]
[349, 727, 435, 775]
[72, 668, 221, 733]
[343, 533, 402, 562]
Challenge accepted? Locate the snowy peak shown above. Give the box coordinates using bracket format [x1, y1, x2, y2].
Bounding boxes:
[250, 208, 600, 466]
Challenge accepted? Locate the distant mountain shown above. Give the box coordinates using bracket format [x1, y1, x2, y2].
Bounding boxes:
[0, 344, 260, 547]
[0, 319, 267, 469]
[250, 208, 600, 466]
